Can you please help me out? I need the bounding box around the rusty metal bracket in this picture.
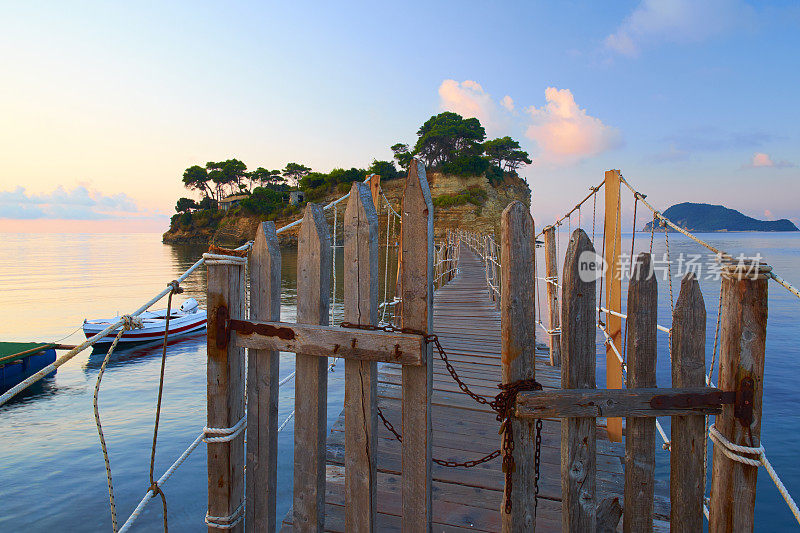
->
[650,389,735,410]
[228,319,296,340]
[215,305,230,349]
[648,377,754,426]
[734,377,755,427]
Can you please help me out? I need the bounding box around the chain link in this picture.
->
[340,322,543,516]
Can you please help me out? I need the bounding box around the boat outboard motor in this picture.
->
[180,298,199,314]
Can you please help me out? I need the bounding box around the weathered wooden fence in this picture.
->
[206,158,435,532]
[463,211,769,532]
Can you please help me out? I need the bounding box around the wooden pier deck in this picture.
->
[282,246,669,531]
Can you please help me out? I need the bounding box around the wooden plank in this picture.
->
[234,322,424,365]
[343,181,380,532]
[246,222,282,533]
[400,157,433,532]
[669,272,706,532]
[499,200,537,532]
[293,203,332,532]
[369,173,381,212]
[207,253,246,533]
[603,169,623,442]
[708,260,769,532]
[542,226,561,366]
[517,387,724,418]
[624,253,657,533]
[559,229,597,532]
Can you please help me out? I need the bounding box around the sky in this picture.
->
[1,0,799,232]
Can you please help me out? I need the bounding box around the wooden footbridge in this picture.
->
[280,245,669,531]
[204,160,780,532]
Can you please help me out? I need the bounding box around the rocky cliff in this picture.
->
[162,171,531,245]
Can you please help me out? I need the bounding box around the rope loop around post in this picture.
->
[708,424,762,467]
[203,415,247,443]
[205,501,245,529]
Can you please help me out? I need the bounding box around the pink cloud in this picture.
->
[500,95,514,112]
[525,88,621,165]
[743,152,795,168]
[438,79,510,136]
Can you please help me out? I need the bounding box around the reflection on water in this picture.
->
[0,232,397,531]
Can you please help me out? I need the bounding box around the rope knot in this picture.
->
[121,315,143,330]
[167,280,183,294]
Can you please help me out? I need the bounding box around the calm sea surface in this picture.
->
[0,231,799,531]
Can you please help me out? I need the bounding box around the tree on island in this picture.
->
[250,167,285,188]
[283,162,311,186]
[483,136,533,172]
[175,197,199,213]
[182,165,215,200]
[207,159,248,197]
[391,143,412,170]
[414,112,486,168]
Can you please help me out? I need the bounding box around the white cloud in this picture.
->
[525,87,622,165]
[0,186,144,220]
[438,79,510,136]
[743,152,795,169]
[501,95,514,112]
[605,0,750,57]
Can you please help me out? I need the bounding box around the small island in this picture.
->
[163,112,532,245]
[642,202,799,233]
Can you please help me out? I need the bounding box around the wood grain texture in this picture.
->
[708,262,768,533]
[293,203,331,532]
[623,253,657,533]
[543,226,561,367]
[343,182,380,532]
[207,254,246,533]
[603,169,624,442]
[560,229,597,531]
[234,322,424,365]
[369,173,381,213]
[246,222,281,533]
[670,273,706,532]
[499,201,537,533]
[400,158,433,532]
[517,387,722,418]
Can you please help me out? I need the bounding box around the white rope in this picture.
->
[709,424,800,524]
[331,203,338,325]
[597,307,671,334]
[202,253,247,266]
[206,501,245,530]
[203,415,247,443]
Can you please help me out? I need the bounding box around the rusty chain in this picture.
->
[340,322,542,516]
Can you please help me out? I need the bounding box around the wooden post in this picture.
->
[560,229,597,531]
[207,252,246,533]
[708,260,770,532]
[604,169,624,442]
[293,203,332,532]
[246,222,281,533]
[400,158,433,532]
[500,201,537,532]
[369,173,381,212]
[543,225,561,366]
[623,253,657,533]
[670,273,706,532]
[343,182,379,532]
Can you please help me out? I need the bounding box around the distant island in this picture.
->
[642,202,798,233]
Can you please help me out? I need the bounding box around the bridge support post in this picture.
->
[500,201,537,532]
[708,260,769,533]
[207,250,246,533]
[542,225,561,366]
[603,169,624,442]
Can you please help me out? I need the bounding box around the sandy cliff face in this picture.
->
[162,172,530,246]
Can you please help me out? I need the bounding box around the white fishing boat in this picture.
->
[82,298,207,344]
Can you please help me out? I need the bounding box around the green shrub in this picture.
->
[439,155,491,177]
[433,186,488,208]
[241,186,282,215]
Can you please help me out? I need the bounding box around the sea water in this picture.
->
[0,231,798,531]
